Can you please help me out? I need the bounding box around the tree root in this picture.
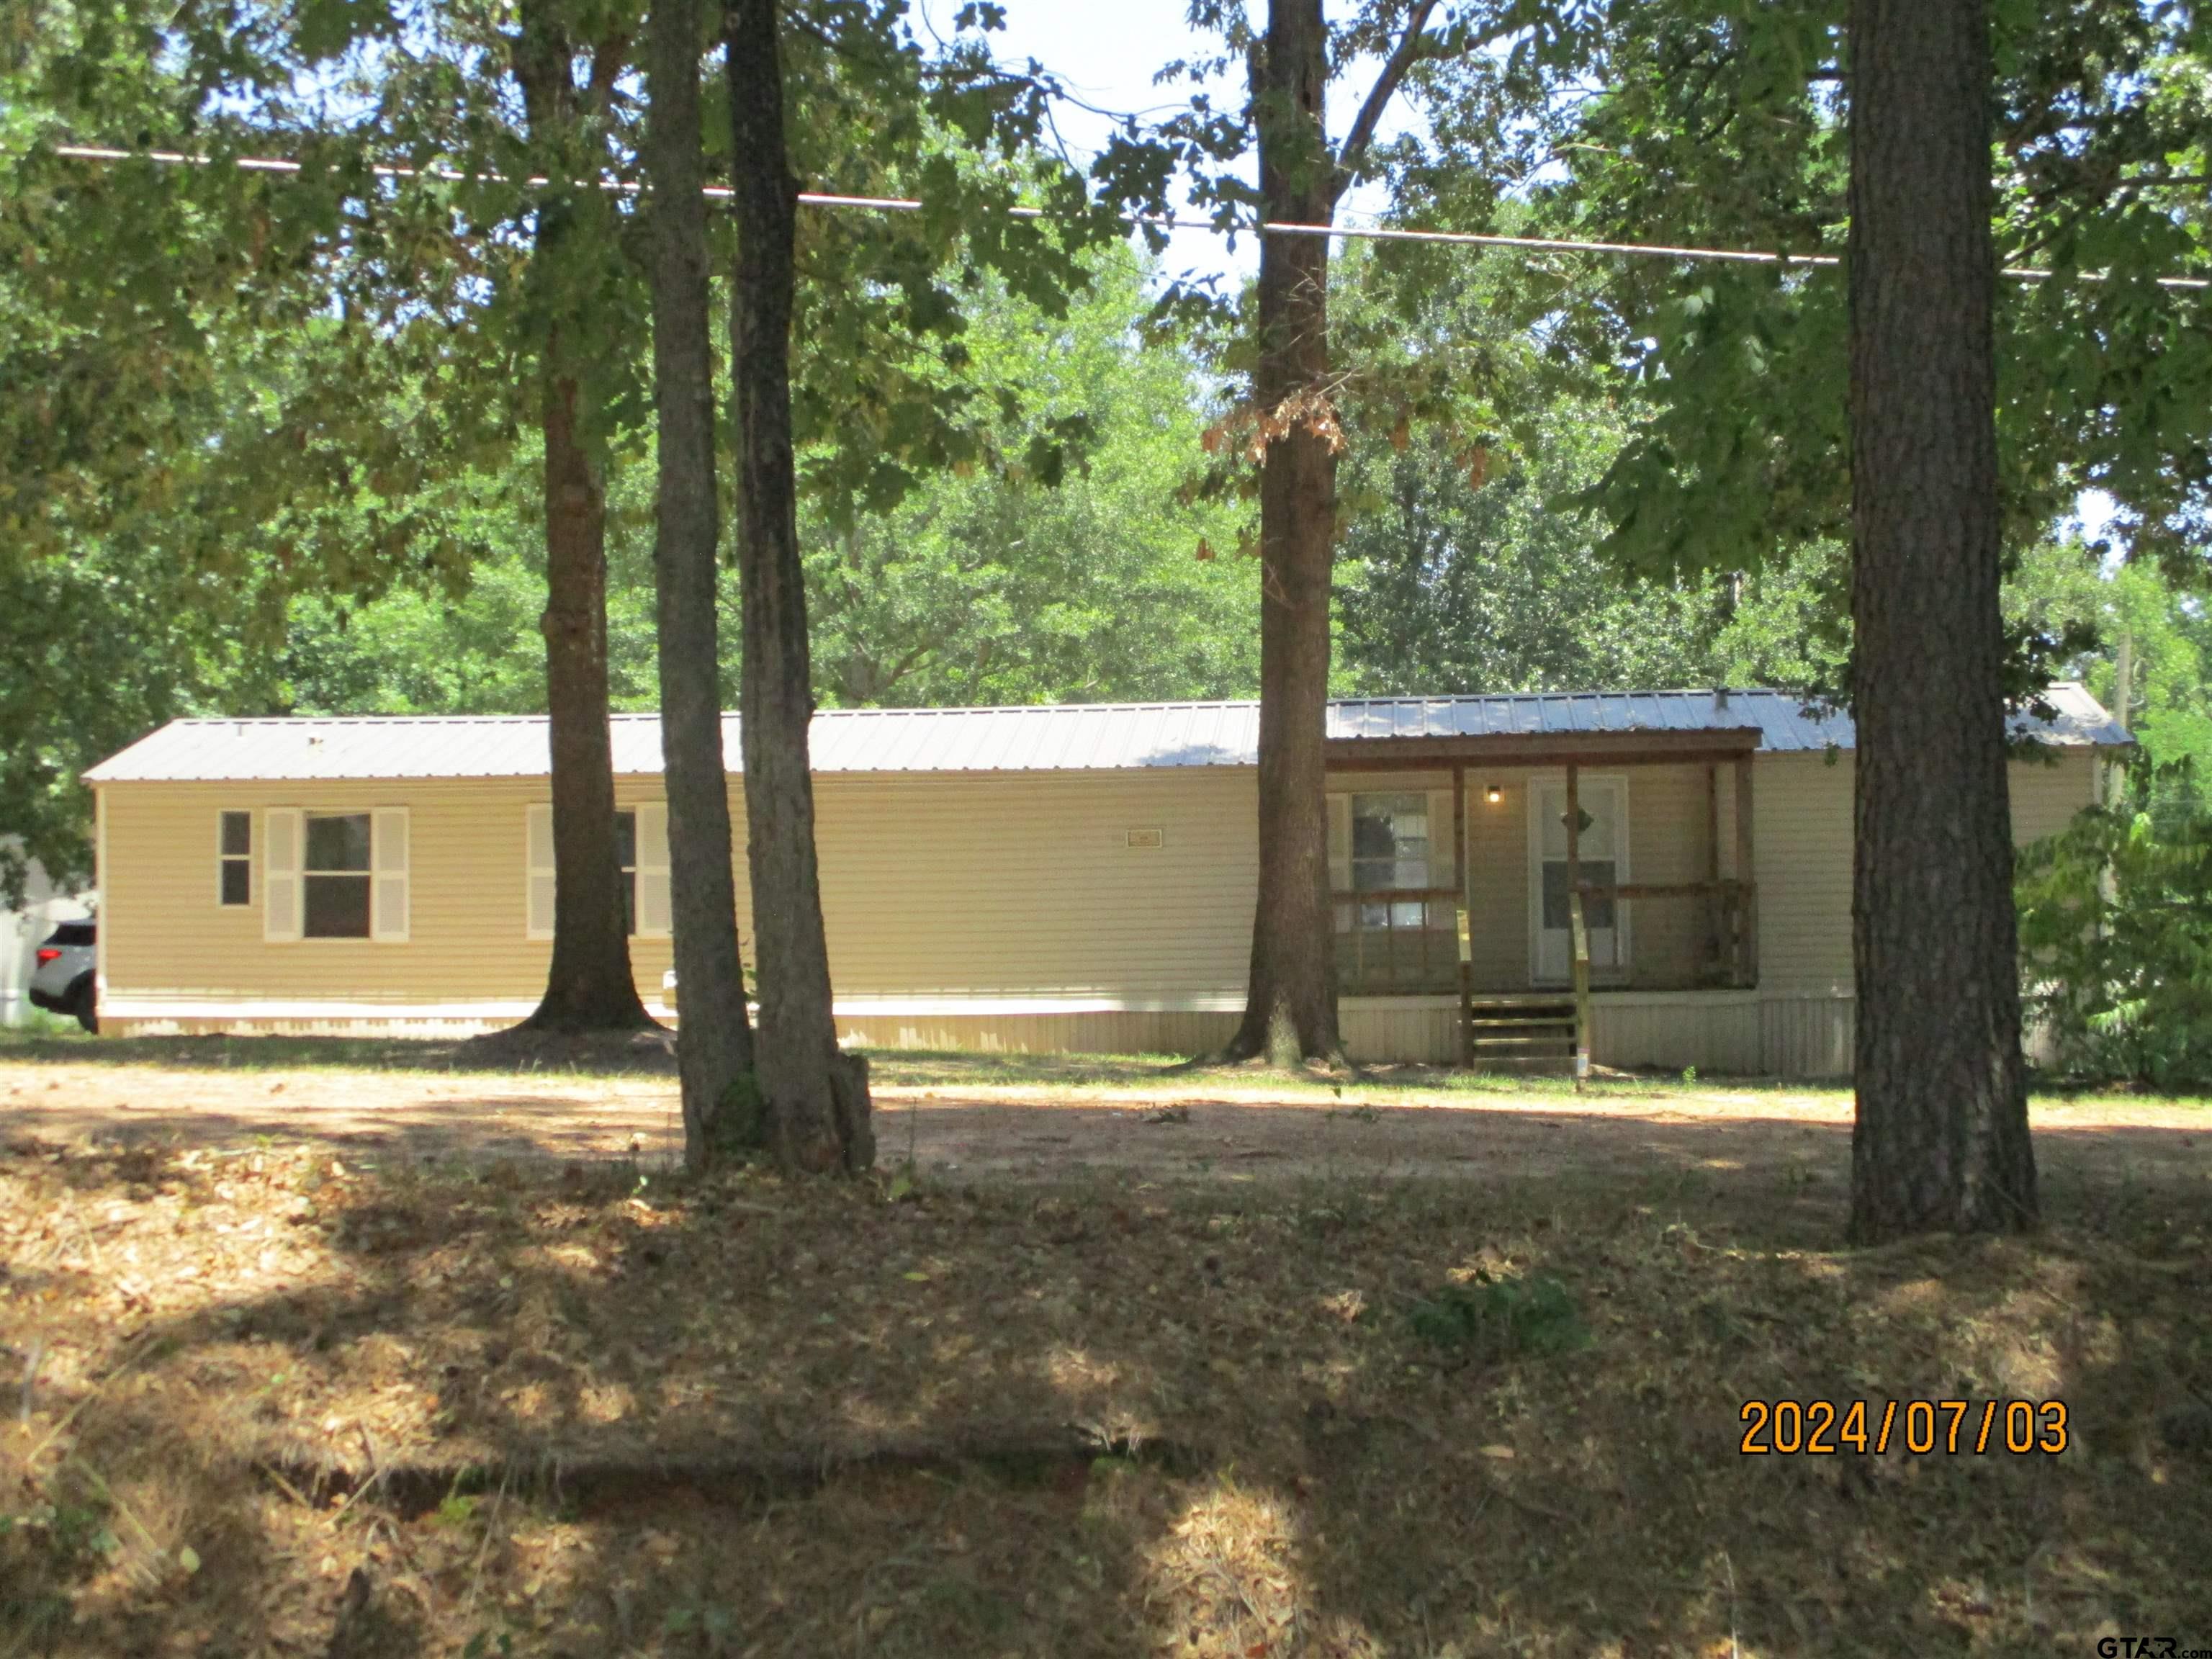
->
[255,1424,1204,1519]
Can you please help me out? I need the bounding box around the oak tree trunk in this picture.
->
[1845,0,2036,1239]
[1227,0,1342,1065]
[515,2,651,1036]
[724,0,873,1173]
[528,361,653,1033]
[647,0,756,1161]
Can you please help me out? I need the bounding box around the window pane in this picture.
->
[613,810,637,872]
[305,814,371,873]
[220,860,251,907]
[620,869,637,937]
[1352,858,1395,893]
[220,811,251,856]
[304,873,372,938]
[1350,794,1430,890]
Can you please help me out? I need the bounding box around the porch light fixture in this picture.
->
[1484,783,1504,805]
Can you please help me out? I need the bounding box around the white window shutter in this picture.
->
[1326,795,1352,894]
[637,803,672,937]
[264,809,303,942]
[526,804,556,940]
[372,808,410,942]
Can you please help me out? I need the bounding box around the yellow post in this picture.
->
[1454,763,1472,1066]
[1570,891,1593,1089]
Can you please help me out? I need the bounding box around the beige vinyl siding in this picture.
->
[1753,747,2100,997]
[97,766,1259,1016]
[1752,754,1856,994]
[1459,771,1529,989]
[811,768,1256,998]
[2009,749,2101,843]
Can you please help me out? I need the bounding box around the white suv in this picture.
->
[28,920,96,1033]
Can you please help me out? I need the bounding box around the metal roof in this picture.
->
[83,683,2129,783]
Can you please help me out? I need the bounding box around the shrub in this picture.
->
[2017,776,2212,1088]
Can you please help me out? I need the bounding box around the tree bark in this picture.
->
[1226,0,1343,1064]
[529,361,653,1033]
[514,0,652,1036]
[647,0,756,1161]
[1845,0,2036,1239]
[724,0,873,1173]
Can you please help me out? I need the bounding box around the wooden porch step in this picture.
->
[1461,994,1578,1072]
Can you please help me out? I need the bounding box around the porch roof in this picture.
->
[86,684,2128,783]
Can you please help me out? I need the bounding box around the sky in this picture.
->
[914,0,1420,289]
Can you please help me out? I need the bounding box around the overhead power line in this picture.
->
[45,142,2212,292]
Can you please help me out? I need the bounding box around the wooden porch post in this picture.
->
[1733,754,1758,986]
[1454,763,1471,1066]
[1565,762,1581,906]
[1704,761,1722,980]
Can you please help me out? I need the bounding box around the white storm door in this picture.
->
[1532,777,1628,983]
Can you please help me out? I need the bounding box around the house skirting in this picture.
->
[1331,990,1852,1076]
[99,989,1859,1078]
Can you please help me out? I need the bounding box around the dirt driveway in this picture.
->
[4,1052,2207,1206]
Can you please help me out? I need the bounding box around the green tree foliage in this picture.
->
[273,252,1256,716]
[2008,546,2212,816]
[803,254,1257,706]
[1388,0,2212,593]
[1334,406,1849,697]
[0,2,477,901]
[2017,770,2212,1087]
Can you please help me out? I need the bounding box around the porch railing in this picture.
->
[1572,878,1759,989]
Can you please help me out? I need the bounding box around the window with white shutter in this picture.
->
[264,809,303,943]
[526,804,662,939]
[371,808,410,943]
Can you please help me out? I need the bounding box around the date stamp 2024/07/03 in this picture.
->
[1737,1397,2069,1457]
[1740,1401,2208,1659]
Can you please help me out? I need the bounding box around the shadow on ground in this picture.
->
[5,1093,2210,1657]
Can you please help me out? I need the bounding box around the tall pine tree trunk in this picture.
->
[647,0,755,1159]
[515,5,650,1035]
[1226,0,1342,1065]
[527,356,653,1033]
[724,0,873,1173]
[1845,0,2036,1239]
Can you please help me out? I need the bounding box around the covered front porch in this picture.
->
[1325,719,1763,1069]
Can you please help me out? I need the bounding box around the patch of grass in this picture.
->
[1408,1274,1594,1360]
[0,1009,92,1042]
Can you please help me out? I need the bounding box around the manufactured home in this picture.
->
[81,686,2128,1076]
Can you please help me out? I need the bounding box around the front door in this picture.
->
[1532,777,1628,983]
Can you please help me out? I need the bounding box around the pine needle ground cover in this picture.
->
[2,1058,2208,1657]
